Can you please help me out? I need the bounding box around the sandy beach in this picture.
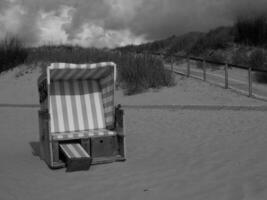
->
[0,65,267,200]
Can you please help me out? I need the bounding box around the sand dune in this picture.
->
[0,65,267,200]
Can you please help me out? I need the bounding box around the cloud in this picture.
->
[0,0,41,44]
[1,0,267,47]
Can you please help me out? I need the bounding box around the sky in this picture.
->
[0,0,267,48]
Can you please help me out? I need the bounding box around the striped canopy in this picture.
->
[48,62,116,81]
[38,62,116,133]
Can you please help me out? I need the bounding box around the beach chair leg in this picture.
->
[52,141,60,162]
[38,110,50,161]
[117,135,126,161]
[49,140,65,169]
[115,105,126,161]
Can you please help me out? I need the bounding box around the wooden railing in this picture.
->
[152,52,267,98]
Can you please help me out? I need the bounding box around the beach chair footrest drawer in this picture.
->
[59,143,92,172]
[90,136,119,158]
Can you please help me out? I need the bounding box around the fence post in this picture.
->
[187,57,190,77]
[171,56,174,74]
[248,67,253,97]
[224,63,229,89]
[202,59,206,81]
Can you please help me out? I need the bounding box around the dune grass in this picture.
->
[0,37,175,94]
[0,36,28,73]
[26,45,175,95]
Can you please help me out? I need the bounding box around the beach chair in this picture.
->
[38,62,125,170]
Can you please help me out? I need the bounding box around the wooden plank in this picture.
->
[52,141,60,163]
[202,59,206,81]
[115,105,124,134]
[81,138,91,155]
[248,67,253,97]
[225,63,229,89]
[171,56,174,73]
[117,135,126,159]
[115,105,126,159]
[91,155,126,165]
[187,57,191,77]
[39,110,51,166]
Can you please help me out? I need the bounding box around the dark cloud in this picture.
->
[127,0,267,40]
[1,0,267,47]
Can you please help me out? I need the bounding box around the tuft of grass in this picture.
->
[190,27,234,56]
[26,45,175,95]
[116,53,175,95]
[249,49,267,83]
[231,48,250,66]
[0,36,28,73]
[26,45,111,64]
[249,49,266,70]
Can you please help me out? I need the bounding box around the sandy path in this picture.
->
[0,65,40,105]
[116,76,267,107]
[170,61,267,100]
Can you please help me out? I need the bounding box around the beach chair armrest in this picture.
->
[115,104,124,135]
[39,109,50,118]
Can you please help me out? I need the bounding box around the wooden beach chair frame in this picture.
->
[38,62,126,169]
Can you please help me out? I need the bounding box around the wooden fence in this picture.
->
[153,52,267,98]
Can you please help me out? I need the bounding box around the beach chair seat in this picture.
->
[38,62,126,170]
[51,129,117,140]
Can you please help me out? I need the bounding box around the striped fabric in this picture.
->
[49,62,115,81]
[49,80,106,133]
[59,143,90,158]
[37,62,116,134]
[51,129,116,140]
[100,73,115,127]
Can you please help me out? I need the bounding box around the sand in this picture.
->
[0,65,267,200]
[0,65,40,105]
[116,76,267,107]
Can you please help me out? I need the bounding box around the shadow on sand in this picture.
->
[30,141,40,157]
